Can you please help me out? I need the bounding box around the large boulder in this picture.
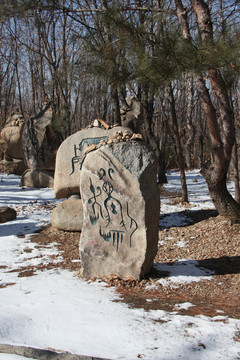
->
[54,126,133,199]
[22,103,62,171]
[0,114,25,160]
[79,140,160,280]
[0,207,17,224]
[51,195,83,232]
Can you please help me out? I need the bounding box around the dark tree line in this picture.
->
[0,0,240,219]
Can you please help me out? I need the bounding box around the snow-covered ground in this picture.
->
[0,170,239,360]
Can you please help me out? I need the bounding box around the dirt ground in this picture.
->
[16,190,240,321]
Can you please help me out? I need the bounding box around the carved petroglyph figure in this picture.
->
[87,167,138,251]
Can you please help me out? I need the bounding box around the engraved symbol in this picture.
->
[88,178,103,225]
[70,136,108,175]
[87,167,138,251]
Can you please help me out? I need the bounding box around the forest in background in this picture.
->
[0,0,240,218]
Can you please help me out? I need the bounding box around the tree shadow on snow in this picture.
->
[159,209,218,230]
[0,221,43,237]
[152,256,240,280]
[198,256,240,275]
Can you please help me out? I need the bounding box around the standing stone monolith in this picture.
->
[79,140,160,280]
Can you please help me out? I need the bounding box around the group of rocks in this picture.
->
[0,108,160,280]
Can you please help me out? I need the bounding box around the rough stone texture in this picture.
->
[22,103,62,171]
[20,169,54,188]
[51,196,83,231]
[0,206,17,224]
[54,126,133,199]
[79,141,160,280]
[0,159,27,175]
[0,114,24,160]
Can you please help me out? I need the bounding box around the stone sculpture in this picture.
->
[120,96,143,132]
[21,103,62,188]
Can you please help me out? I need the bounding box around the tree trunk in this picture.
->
[201,164,240,219]
[185,76,195,169]
[112,87,121,125]
[232,140,240,204]
[193,101,204,168]
[167,83,188,202]
[141,86,167,184]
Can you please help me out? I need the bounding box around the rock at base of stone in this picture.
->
[79,141,160,280]
[0,159,27,175]
[51,196,83,232]
[20,169,54,188]
[0,207,17,224]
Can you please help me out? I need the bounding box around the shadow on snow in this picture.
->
[159,209,218,230]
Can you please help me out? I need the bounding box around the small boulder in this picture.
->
[0,207,17,224]
[51,196,83,232]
